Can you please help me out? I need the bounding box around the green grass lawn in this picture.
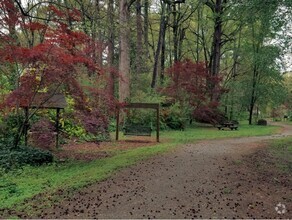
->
[161,123,279,143]
[0,123,282,215]
[268,136,292,173]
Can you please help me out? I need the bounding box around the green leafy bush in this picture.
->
[108,119,117,132]
[257,119,267,126]
[161,102,190,130]
[0,146,53,170]
[0,114,24,145]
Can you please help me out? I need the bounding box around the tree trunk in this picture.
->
[248,96,255,125]
[206,0,225,100]
[119,0,131,102]
[95,0,103,68]
[107,0,115,98]
[196,4,201,63]
[160,3,170,84]
[135,0,143,74]
[248,64,258,125]
[151,1,166,89]
[172,3,179,62]
[144,0,149,58]
[178,27,186,60]
[172,2,185,62]
[208,0,224,77]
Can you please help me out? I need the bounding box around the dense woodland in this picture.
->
[0,0,291,150]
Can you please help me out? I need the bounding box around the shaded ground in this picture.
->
[9,123,292,218]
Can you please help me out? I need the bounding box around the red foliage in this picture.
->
[0,0,21,32]
[49,5,81,22]
[193,102,226,124]
[162,59,226,124]
[29,118,56,150]
[22,22,47,32]
[0,2,117,138]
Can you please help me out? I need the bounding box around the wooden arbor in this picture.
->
[20,93,67,149]
[116,103,160,142]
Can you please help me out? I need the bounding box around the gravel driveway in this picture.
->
[36,123,292,219]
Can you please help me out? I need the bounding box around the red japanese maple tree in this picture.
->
[0,2,116,147]
[162,59,226,124]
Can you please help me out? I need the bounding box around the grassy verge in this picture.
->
[268,136,292,173]
[0,123,281,214]
[161,123,279,143]
[0,143,173,215]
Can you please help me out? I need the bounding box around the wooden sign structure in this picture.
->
[20,93,67,149]
[116,103,160,142]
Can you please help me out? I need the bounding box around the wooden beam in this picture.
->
[24,107,29,146]
[55,108,60,149]
[157,106,160,142]
[120,103,159,109]
[116,107,120,141]
[20,93,67,109]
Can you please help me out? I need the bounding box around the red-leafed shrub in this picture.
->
[161,59,225,125]
[193,102,226,125]
[29,118,56,150]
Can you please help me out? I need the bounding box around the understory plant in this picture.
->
[161,59,226,126]
[29,118,56,150]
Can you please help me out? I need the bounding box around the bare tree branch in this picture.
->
[14,0,71,21]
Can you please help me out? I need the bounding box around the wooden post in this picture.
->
[24,107,29,146]
[156,105,160,142]
[116,107,120,141]
[56,108,60,149]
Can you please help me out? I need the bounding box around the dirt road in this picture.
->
[37,123,292,218]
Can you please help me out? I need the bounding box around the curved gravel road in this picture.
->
[37,123,292,219]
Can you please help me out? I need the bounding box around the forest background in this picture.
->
[0,0,292,149]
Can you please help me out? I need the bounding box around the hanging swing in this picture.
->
[116,103,160,142]
[123,120,152,136]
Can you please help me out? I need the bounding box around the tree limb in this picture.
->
[204,0,215,11]
[14,0,71,21]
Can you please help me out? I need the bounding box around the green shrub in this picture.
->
[161,102,190,130]
[0,146,53,170]
[63,118,87,138]
[108,119,117,132]
[0,114,24,145]
[257,119,267,126]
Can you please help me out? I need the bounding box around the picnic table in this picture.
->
[217,121,238,130]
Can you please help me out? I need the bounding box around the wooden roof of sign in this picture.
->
[20,93,67,109]
[119,103,159,109]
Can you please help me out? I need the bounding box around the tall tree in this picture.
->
[205,0,226,76]
[106,0,116,98]
[204,0,227,101]
[118,0,131,102]
[232,0,288,124]
[143,0,150,57]
[151,0,167,89]
[135,0,143,74]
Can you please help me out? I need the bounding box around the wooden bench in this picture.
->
[229,124,238,130]
[123,125,152,136]
[217,122,238,130]
[217,124,223,130]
